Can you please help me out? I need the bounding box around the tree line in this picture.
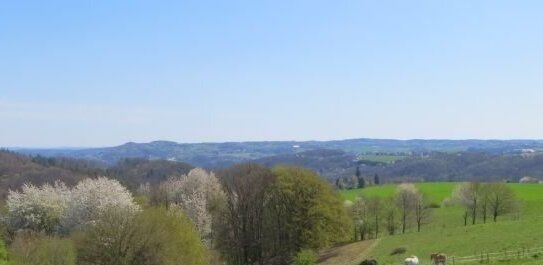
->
[348,183,432,242]
[0,163,351,265]
[335,166,380,190]
[453,182,519,225]
[347,181,521,243]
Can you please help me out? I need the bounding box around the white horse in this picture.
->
[404,256,419,265]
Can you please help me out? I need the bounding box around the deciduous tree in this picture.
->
[394,183,419,234]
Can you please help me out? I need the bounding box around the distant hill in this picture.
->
[0,150,102,198]
[13,139,543,169]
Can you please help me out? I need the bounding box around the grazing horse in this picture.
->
[359,259,378,265]
[404,255,419,265]
[430,253,447,265]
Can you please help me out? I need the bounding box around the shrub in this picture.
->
[8,233,76,265]
[0,239,6,265]
[293,249,317,265]
[74,207,209,265]
[390,247,406,256]
[441,197,454,207]
[428,202,441,208]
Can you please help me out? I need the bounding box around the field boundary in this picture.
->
[451,246,543,264]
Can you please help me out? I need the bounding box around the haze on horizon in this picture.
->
[2,1,543,148]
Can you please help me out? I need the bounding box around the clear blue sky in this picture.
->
[1,1,543,147]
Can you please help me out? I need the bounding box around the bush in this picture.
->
[390,247,406,256]
[8,233,76,265]
[74,207,209,265]
[428,202,441,208]
[0,239,7,265]
[441,197,454,207]
[293,249,317,265]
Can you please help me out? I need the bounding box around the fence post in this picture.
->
[452,256,455,265]
[487,252,489,263]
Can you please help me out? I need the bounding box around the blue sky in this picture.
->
[1,1,543,147]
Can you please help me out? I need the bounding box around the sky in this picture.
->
[1,1,543,147]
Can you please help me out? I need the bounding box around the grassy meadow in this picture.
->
[334,183,543,265]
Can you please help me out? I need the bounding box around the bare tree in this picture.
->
[384,198,399,235]
[488,183,518,222]
[216,163,276,265]
[478,184,492,223]
[414,193,431,232]
[453,182,482,225]
[366,197,383,238]
[394,183,419,234]
[351,197,371,240]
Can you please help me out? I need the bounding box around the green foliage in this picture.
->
[75,207,209,265]
[271,166,353,250]
[0,239,7,265]
[8,234,76,265]
[292,249,317,265]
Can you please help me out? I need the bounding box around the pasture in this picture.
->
[335,183,543,265]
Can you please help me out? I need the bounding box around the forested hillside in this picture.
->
[0,150,194,197]
[255,150,543,183]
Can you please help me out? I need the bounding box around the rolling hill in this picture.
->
[13,139,543,169]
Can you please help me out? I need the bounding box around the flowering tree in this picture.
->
[62,177,139,231]
[6,181,70,233]
[7,177,139,234]
[159,168,225,245]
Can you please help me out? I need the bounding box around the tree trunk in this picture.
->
[375,215,379,238]
[472,201,477,225]
[402,211,407,234]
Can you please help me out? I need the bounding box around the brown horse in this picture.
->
[430,253,447,265]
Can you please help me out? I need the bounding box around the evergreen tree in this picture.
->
[356,166,365,189]
[355,166,361,178]
[374,174,380,185]
[357,176,365,189]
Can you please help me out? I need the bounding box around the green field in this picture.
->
[336,183,543,265]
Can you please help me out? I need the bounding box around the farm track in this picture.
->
[317,239,381,265]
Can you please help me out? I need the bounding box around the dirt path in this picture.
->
[317,239,381,265]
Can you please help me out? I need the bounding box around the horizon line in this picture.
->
[4,137,543,150]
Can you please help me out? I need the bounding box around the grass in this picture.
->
[339,183,458,203]
[334,183,543,265]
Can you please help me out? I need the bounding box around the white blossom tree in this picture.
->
[61,177,139,232]
[159,168,225,246]
[6,181,70,233]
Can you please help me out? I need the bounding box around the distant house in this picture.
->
[519,176,540,184]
